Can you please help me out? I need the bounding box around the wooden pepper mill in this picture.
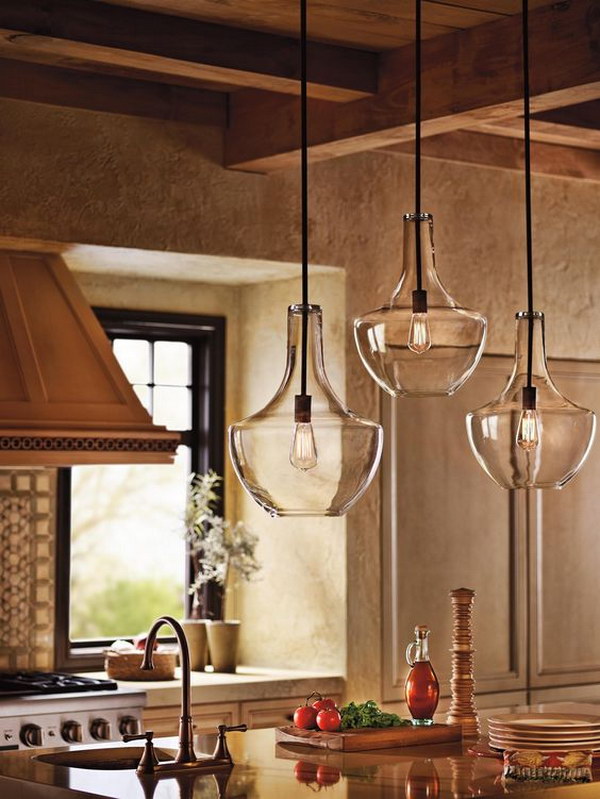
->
[447,587,480,738]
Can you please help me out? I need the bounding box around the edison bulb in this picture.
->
[290,422,318,471]
[408,312,431,354]
[516,408,539,451]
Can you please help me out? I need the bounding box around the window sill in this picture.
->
[79,666,345,708]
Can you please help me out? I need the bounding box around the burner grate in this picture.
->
[0,671,118,696]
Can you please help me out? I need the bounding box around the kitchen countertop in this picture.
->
[83,667,345,707]
[2,704,600,798]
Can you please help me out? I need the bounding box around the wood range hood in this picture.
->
[0,250,179,465]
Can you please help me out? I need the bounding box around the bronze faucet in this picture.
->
[124,724,248,777]
[132,614,248,777]
[140,615,196,763]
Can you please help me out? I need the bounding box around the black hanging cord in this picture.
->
[294,0,311,423]
[300,0,309,400]
[522,0,536,406]
[412,0,426,314]
[415,0,422,225]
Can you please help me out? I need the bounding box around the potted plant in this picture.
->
[183,471,261,672]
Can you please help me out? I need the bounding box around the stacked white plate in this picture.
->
[488,713,600,752]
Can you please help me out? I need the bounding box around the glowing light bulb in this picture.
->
[290,422,318,471]
[408,312,431,354]
[516,408,539,451]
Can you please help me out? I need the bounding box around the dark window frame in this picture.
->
[55,308,226,671]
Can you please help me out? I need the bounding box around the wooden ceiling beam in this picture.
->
[0,0,377,102]
[382,130,600,182]
[226,1,600,172]
[475,118,600,151]
[0,58,227,126]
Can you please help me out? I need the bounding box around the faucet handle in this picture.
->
[212,723,248,763]
[122,730,154,743]
[122,730,159,775]
[221,724,248,734]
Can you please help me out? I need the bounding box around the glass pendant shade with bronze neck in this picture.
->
[229,304,383,517]
[466,312,595,490]
[354,213,487,398]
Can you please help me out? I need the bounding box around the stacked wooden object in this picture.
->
[447,587,480,738]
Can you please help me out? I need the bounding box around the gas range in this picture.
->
[0,672,146,750]
[0,671,118,697]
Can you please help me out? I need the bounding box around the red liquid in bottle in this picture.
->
[405,661,440,720]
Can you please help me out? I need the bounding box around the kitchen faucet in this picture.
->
[141,615,196,763]
[124,614,247,777]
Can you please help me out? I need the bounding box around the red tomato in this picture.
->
[316,708,342,732]
[294,705,318,730]
[316,764,341,787]
[294,760,318,784]
[312,696,337,712]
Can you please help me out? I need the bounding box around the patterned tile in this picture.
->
[0,470,56,671]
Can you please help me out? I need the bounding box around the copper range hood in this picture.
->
[0,250,179,465]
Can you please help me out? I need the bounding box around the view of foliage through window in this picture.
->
[69,338,192,641]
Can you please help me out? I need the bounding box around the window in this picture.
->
[55,309,225,670]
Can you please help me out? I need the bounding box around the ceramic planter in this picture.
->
[206,620,240,673]
[180,619,209,671]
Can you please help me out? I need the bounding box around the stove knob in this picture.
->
[118,715,140,737]
[20,724,43,748]
[90,718,112,741]
[61,720,83,743]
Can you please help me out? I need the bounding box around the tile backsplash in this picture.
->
[0,470,56,671]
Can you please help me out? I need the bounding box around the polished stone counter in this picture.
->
[83,666,344,708]
[1,725,600,799]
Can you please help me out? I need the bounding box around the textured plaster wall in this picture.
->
[0,99,298,266]
[235,273,347,673]
[2,98,600,693]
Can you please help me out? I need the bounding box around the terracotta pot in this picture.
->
[206,621,240,673]
[180,619,208,672]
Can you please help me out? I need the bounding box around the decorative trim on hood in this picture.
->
[0,250,179,465]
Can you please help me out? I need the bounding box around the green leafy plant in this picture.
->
[339,700,410,730]
[185,471,261,620]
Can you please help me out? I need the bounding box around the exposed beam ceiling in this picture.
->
[0,0,377,101]
[0,57,227,125]
[475,102,600,151]
[382,130,600,183]
[99,0,555,51]
[0,0,596,184]
[225,2,600,172]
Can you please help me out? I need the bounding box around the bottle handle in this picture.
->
[406,641,417,667]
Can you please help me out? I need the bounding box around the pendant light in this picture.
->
[466,0,596,490]
[228,0,383,517]
[353,0,487,398]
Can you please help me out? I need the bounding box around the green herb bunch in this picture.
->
[339,700,410,730]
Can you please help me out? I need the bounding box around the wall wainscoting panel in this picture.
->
[0,469,56,671]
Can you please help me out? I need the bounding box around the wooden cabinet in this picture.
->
[240,696,342,729]
[144,696,345,736]
[528,359,600,690]
[143,702,239,736]
[381,355,600,704]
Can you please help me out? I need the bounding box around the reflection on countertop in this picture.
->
[2,723,600,799]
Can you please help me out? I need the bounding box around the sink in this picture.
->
[34,746,178,771]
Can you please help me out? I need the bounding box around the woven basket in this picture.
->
[104,650,177,681]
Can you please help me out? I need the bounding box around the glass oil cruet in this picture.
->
[405,625,440,726]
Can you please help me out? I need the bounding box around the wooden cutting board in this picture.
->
[276,724,462,752]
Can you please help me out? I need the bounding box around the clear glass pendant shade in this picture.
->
[229,304,383,517]
[354,213,487,397]
[466,312,596,489]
